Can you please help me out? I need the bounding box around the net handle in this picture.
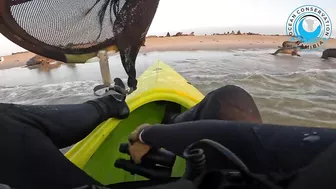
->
[98,50,112,86]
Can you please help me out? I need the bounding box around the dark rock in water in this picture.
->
[321,48,336,60]
[25,58,37,66]
[26,55,55,66]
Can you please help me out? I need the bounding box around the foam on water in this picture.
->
[1,49,336,127]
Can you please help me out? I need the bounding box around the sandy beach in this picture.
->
[1,35,336,70]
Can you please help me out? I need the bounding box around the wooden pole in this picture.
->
[97,50,111,86]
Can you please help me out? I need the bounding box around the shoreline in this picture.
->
[1,35,336,70]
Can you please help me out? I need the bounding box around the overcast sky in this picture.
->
[1,0,335,56]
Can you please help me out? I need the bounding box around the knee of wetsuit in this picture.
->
[168,85,262,124]
[214,85,262,123]
[86,95,130,121]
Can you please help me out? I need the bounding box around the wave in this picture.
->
[0,80,104,104]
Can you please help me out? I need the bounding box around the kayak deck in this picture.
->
[65,61,204,184]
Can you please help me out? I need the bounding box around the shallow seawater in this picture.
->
[1,49,336,128]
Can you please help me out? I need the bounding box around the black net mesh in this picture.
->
[9,0,123,49]
[0,0,160,90]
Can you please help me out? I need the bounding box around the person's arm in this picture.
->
[140,120,268,172]
[139,120,336,174]
[2,95,129,149]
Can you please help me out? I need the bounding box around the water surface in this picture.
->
[1,49,336,127]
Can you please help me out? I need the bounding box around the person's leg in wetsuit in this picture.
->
[165,85,262,123]
[155,85,336,176]
[0,95,129,189]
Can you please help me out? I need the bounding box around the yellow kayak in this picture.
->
[65,61,205,185]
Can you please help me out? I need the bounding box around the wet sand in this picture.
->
[0,51,35,70]
[1,35,335,70]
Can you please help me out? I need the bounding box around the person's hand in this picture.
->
[128,124,152,164]
[128,123,151,144]
[128,141,151,164]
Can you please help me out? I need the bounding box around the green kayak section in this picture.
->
[65,61,205,185]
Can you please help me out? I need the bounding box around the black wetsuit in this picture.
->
[141,120,336,174]
[0,85,335,189]
[0,96,129,189]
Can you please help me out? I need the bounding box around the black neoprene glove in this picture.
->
[115,142,176,180]
[85,94,130,122]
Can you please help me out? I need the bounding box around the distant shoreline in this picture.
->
[1,34,336,70]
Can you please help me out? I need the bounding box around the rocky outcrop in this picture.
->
[174,32,183,36]
[11,51,27,55]
[236,30,242,35]
[147,35,158,38]
[211,33,230,36]
[26,55,56,66]
[246,32,260,35]
[170,31,196,37]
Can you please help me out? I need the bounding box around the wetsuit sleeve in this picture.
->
[141,120,336,174]
[2,96,129,149]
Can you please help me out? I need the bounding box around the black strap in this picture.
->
[161,102,181,124]
[93,77,133,97]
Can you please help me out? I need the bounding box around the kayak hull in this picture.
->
[65,61,204,184]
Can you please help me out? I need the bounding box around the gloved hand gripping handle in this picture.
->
[114,143,176,180]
